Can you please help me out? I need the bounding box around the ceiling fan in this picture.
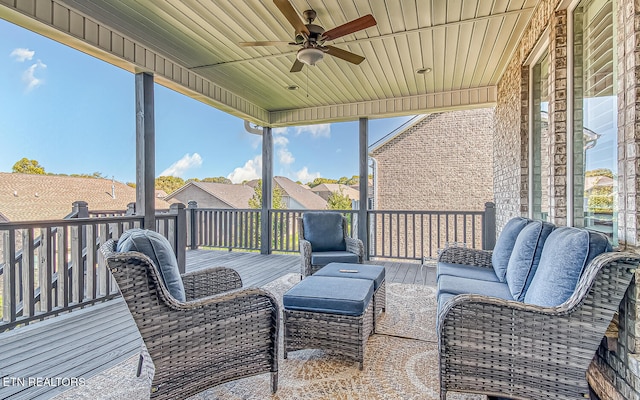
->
[239,0,377,72]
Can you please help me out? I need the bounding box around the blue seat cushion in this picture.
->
[116,228,186,302]
[303,212,346,252]
[524,227,611,307]
[491,217,531,282]
[314,262,385,290]
[283,276,374,316]
[505,221,555,301]
[311,251,359,266]
[438,275,515,301]
[436,262,500,282]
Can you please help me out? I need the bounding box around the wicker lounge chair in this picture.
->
[438,249,640,399]
[100,239,280,400]
[299,211,364,277]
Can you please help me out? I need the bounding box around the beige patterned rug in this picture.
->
[55,274,483,400]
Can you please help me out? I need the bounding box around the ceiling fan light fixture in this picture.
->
[297,47,324,66]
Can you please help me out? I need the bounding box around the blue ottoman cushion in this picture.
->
[314,262,385,290]
[116,228,186,302]
[436,262,500,282]
[283,276,373,316]
[438,275,515,301]
[311,251,359,266]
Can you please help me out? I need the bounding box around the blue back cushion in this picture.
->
[505,221,555,301]
[303,212,346,252]
[524,227,611,307]
[491,217,531,282]
[117,229,186,302]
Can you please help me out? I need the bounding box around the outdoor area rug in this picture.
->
[54,273,484,400]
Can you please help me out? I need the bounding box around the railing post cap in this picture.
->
[72,201,88,207]
[484,202,495,208]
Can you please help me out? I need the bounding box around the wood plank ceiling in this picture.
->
[1,0,537,126]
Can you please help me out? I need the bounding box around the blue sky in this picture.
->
[0,19,414,184]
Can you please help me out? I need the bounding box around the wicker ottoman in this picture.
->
[283,275,374,370]
[314,262,386,330]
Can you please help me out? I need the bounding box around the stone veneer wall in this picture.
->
[494,0,640,398]
[372,108,494,212]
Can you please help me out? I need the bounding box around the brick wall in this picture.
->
[494,0,640,398]
[371,108,494,212]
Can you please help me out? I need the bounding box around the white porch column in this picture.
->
[358,117,369,259]
[135,72,156,230]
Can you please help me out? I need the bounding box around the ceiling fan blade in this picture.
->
[325,46,365,65]
[322,14,377,41]
[290,59,304,72]
[239,41,294,47]
[273,0,310,36]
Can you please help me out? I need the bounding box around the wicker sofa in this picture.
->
[436,218,640,399]
[100,229,280,400]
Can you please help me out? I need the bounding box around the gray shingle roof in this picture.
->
[165,181,255,209]
[0,173,169,222]
[274,176,326,210]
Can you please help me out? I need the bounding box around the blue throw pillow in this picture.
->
[524,227,611,307]
[491,217,531,282]
[117,228,186,302]
[505,221,555,301]
[303,212,346,252]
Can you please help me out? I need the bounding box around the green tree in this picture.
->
[12,158,45,174]
[248,180,286,209]
[202,176,232,184]
[155,176,185,194]
[586,169,614,178]
[308,177,337,188]
[126,182,136,188]
[327,189,352,210]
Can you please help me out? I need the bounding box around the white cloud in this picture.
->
[10,48,34,62]
[278,148,295,165]
[159,153,202,177]
[227,155,262,183]
[295,167,321,183]
[294,124,331,138]
[22,60,46,92]
[273,135,288,147]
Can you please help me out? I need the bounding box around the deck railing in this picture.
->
[187,203,495,260]
[0,204,186,331]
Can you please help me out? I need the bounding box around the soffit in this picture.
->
[1,0,537,126]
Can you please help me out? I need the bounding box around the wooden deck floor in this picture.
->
[0,250,435,399]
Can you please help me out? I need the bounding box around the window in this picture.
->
[572,0,617,244]
[531,51,550,221]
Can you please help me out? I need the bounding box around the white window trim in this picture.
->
[525,31,549,220]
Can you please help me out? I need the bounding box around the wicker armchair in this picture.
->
[438,251,640,400]
[298,212,364,277]
[100,240,280,400]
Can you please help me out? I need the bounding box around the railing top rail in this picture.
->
[193,208,261,212]
[0,215,145,230]
[368,210,485,215]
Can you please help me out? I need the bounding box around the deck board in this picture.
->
[0,250,433,400]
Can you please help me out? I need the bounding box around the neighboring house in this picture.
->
[311,183,360,201]
[369,109,494,212]
[273,176,326,210]
[0,173,168,222]
[246,177,326,210]
[164,181,255,209]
